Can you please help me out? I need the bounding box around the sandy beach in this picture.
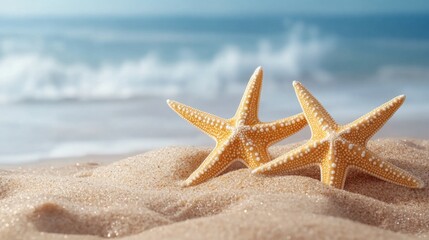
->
[0,2,428,240]
[0,138,427,239]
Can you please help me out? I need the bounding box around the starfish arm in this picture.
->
[292,81,338,140]
[167,100,229,139]
[339,142,424,188]
[253,113,307,144]
[234,66,263,125]
[252,140,329,175]
[240,140,271,168]
[320,160,350,189]
[340,95,405,145]
[319,142,351,189]
[182,139,239,187]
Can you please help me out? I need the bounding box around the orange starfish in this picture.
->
[167,67,307,186]
[253,81,424,189]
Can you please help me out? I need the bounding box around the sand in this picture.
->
[0,138,428,239]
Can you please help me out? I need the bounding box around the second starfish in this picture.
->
[167,67,307,186]
[253,81,424,189]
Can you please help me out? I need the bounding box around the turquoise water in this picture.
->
[0,14,428,163]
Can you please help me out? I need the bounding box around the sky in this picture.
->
[1,0,429,17]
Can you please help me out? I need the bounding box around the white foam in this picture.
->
[0,24,334,103]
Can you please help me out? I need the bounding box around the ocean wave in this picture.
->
[0,24,334,103]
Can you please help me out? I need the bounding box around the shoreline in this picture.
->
[0,151,140,170]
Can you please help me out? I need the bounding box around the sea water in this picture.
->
[0,14,428,163]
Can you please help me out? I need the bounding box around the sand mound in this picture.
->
[0,139,428,239]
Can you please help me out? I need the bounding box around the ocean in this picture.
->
[0,14,428,163]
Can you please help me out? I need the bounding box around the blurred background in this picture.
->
[0,0,428,164]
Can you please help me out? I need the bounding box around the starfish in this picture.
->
[167,67,307,186]
[253,81,424,189]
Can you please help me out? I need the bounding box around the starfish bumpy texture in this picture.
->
[167,67,307,186]
[253,81,424,189]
